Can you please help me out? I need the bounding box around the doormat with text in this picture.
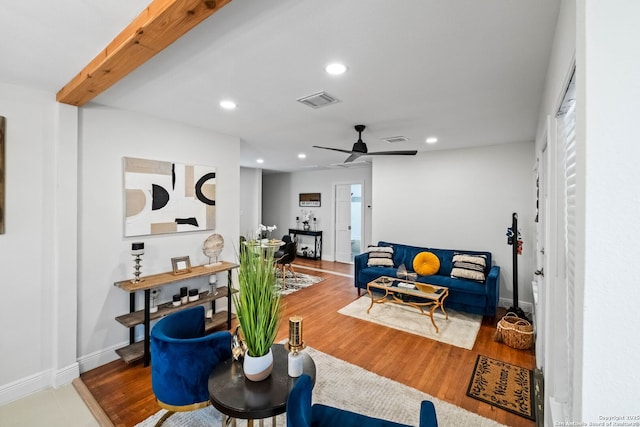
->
[466,354,535,420]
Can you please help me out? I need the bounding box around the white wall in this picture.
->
[372,142,535,309]
[0,83,79,403]
[240,167,262,238]
[578,0,640,420]
[262,166,372,260]
[77,104,240,371]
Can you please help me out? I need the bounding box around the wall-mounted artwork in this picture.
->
[0,116,5,235]
[299,192,321,207]
[124,157,216,237]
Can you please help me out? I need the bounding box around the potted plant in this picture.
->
[232,244,282,381]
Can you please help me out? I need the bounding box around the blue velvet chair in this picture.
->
[286,374,438,427]
[150,306,231,426]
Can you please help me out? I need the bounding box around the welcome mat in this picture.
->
[467,355,535,420]
[276,271,325,296]
[338,295,482,349]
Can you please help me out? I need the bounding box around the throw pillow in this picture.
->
[451,253,487,282]
[366,246,393,254]
[413,251,440,276]
[367,258,394,267]
[367,246,394,267]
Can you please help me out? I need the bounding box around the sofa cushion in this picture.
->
[450,253,487,282]
[413,251,440,276]
[366,246,394,267]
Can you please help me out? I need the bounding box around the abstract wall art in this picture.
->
[124,157,216,237]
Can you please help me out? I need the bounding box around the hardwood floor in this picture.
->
[81,258,536,427]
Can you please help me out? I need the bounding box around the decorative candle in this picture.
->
[172,294,181,307]
[188,288,199,302]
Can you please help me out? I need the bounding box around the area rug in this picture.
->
[337,295,482,350]
[276,271,325,296]
[136,347,506,427]
[466,355,535,421]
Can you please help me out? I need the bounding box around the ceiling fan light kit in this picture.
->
[313,125,418,163]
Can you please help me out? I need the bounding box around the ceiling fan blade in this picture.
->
[344,153,363,163]
[366,150,418,156]
[312,145,354,154]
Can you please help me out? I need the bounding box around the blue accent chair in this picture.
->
[286,374,438,427]
[150,306,231,426]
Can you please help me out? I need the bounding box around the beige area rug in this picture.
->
[136,347,506,427]
[275,271,325,296]
[338,295,482,350]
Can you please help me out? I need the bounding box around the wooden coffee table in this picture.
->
[366,276,449,333]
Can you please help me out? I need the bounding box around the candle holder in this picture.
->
[208,274,218,295]
[286,316,305,377]
[286,315,305,352]
[131,242,145,283]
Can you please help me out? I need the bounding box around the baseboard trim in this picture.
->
[0,361,82,406]
[498,297,533,315]
[77,341,126,373]
[54,362,80,387]
[0,369,50,406]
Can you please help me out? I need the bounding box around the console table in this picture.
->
[288,229,322,260]
[114,261,239,366]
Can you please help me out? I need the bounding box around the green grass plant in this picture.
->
[232,245,282,357]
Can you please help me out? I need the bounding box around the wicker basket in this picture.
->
[494,312,534,350]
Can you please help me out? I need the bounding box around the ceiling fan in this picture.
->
[313,125,418,163]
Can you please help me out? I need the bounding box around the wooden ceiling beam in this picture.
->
[56,0,232,106]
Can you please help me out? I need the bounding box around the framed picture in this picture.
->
[299,193,321,207]
[171,256,192,275]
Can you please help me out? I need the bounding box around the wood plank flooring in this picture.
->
[81,258,536,427]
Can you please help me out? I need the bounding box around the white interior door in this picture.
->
[335,184,352,263]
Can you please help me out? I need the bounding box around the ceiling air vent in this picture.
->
[296,91,341,109]
[382,136,409,143]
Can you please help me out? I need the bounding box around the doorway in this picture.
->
[334,183,363,263]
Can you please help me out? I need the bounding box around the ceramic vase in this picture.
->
[243,348,273,381]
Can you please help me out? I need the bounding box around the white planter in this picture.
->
[243,348,273,381]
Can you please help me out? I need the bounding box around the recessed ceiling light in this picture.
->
[256,158,264,164]
[426,137,438,144]
[298,153,307,159]
[220,100,237,110]
[325,63,347,75]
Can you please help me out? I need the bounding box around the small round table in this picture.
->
[208,344,316,426]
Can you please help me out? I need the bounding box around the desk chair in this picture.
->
[275,240,298,287]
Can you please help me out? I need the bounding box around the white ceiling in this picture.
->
[0,0,560,172]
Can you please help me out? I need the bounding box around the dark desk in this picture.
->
[208,344,316,425]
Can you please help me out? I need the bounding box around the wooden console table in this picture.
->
[288,229,322,260]
[114,261,239,366]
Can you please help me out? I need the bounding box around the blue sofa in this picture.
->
[354,241,500,316]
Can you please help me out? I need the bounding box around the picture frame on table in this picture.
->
[171,256,191,275]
